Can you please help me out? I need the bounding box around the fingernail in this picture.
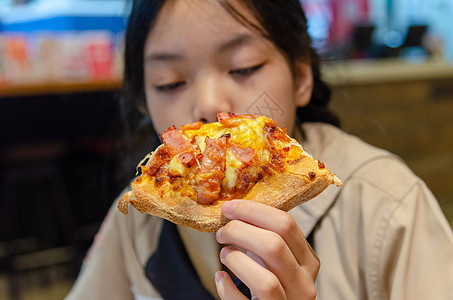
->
[215,271,224,285]
[220,246,231,262]
[222,201,236,216]
[216,226,223,239]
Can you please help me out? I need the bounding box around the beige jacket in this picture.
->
[66,123,453,300]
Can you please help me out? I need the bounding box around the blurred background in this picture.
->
[0,0,452,299]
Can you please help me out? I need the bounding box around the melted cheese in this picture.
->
[183,116,269,151]
[222,148,243,189]
[228,116,268,150]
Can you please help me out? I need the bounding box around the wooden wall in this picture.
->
[329,76,453,227]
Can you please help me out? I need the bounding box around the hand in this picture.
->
[215,200,319,300]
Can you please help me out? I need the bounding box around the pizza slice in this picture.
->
[118,112,341,232]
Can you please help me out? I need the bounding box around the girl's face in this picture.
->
[143,0,312,135]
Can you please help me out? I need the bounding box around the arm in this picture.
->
[65,208,134,300]
[215,200,319,300]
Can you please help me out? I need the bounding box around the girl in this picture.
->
[67,1,453,299]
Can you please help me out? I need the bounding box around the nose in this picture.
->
[192,76,232,123]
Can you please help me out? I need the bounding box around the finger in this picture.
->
[305,239,320,272]
[215,271,248,300]
[222,200,318,269]
[220,246,285,300]
[217,220,298,279]
[217,220,303,298]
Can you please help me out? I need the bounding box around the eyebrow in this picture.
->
[145,53,184,63]
[144,34,255,64]
[217,33,254,54]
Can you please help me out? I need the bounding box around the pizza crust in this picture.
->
[118,155,340,232]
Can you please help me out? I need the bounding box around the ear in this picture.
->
[294,62,313,107]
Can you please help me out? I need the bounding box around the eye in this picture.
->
[229,64,263,76]
[155,81,186,92]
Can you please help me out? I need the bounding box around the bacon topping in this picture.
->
[161,125,194,156]
[217,112,236,122]
[178,152,196,167]
[154,168,167,187]
[217,112,259,127]
[235,168,259,194]
[161,125,201,167]
[181,121,203,131]
[230,145,255,165]
[144,146,171,176]
[178,152,202,168]
[218,112,241,127]
[196,136,228,204]
[269,151,286,172]
[264,122,291,145]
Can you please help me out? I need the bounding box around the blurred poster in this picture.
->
[302,0,332,51]
[302,0,370,50]
[329,0,369,43]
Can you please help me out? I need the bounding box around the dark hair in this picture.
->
[123,0,339,133]
[123,0,165,130]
